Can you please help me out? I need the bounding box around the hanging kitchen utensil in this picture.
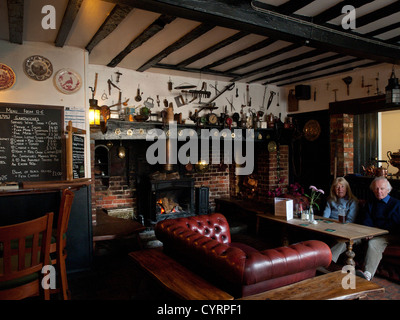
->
[168,77,173,91]
[261,85,267,111]
[342,76,352,95]
[226,96,234,111]
[333,89,338,102]
[107,79,120,95]
[118,141,126,159]
[174,83,196,90]
[206,82,235,104]
[174,95,185,107]
[135,84,142,102]
[144,97,155,109]
[267,91,276,110]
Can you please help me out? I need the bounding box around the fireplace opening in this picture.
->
[138,177,195,225]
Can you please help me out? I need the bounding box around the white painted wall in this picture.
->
[0,40,91,177]
[285,63,397,113]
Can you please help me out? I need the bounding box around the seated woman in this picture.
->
[323,177,358,223]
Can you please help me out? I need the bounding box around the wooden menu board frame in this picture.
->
[0,102,65,184]
[66,120,86,181]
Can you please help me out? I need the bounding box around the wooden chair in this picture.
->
[0,212,54,300]
[50,188,75,300]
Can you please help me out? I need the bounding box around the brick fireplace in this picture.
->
[90,123,289,227]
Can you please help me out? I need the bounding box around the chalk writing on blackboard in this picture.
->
[72,135,85,179]
[0,103,64,182]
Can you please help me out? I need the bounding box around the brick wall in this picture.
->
[330,114,354,177]
[90,139,289,224]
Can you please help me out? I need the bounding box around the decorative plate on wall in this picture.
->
[54,68,82,94]
[24,55,53,81]
[0,63,16,90]
[303,119,321,141]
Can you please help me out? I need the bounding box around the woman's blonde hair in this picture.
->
[329,177,357,202]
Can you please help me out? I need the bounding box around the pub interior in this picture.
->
[1,0,400,305]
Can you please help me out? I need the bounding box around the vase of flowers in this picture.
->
[305,185,325,218]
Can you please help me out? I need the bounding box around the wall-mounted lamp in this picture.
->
[385,67,400,105]
[195,159,209,173]
[89,98,100,127]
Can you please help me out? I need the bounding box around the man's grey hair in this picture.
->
[370,176,393,192]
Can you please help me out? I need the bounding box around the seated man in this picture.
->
[358,176,400,280]
[331,176,400,280]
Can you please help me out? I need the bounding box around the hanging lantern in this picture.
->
[89,98,100,127]
[385,67,400,105]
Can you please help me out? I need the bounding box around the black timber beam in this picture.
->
[7,0,24,44]
[105,0,400,65]
[176,30,249,68]
[55,0,84,47]
[137,23,214,72]
[86,4,133,54]
[107,15,176,67]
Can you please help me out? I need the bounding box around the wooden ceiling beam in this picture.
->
[55,0,84,47]
[277,61,380,86]
[268,57,363,85]
[7,0,24,44]
[226,43,302,74]
[232,48,326,82]
[250,53,346,84]
[356,2,400,28]
[202,37,277,70]
[86,4,133,54]
[136,23,214,72]
[176,30,249,68]
[107,15,175,67]
[106,0,400,65]
[313,0,374,24]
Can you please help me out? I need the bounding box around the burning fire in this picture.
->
[157,197,180,214]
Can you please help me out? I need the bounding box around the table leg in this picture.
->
[281,225,289,247]
[346,240,356,266]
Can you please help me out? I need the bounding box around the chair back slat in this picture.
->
[0,212,54,300]
[18,238,26,271]
[57,189,75,249]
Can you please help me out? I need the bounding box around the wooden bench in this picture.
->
[239,270,384,300]
[128,248,234,300]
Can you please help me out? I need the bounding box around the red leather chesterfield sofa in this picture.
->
[155,213,332,298]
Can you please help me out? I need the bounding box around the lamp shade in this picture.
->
[385,68,400,105]
[89,99,100,126]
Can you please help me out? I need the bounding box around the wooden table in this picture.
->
[256,214,388,266]
[240,270,384,300]
[129,248,234,300]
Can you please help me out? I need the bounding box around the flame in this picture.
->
[157,199,165,214]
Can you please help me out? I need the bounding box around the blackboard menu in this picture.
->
[72,135,85,179]
[0,103,64,182]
